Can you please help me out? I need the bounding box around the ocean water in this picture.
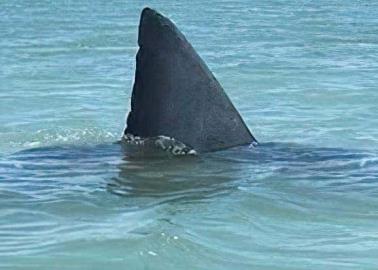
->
[1,0,378,269]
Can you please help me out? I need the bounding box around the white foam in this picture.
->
[123,133,197,156]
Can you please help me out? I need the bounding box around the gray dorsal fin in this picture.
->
[125,8,257,153]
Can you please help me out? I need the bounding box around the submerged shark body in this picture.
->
[124,8,257,154]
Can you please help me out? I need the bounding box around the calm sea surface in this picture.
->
[1,1,378,269]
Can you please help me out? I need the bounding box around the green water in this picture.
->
[1,1,378,269]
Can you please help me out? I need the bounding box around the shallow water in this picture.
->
[1,1,378,269]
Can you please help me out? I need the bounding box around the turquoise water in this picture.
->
[1,1,378,269]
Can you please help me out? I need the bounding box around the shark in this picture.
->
[123,8,257,154]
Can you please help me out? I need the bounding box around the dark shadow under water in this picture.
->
[2,141,377,207]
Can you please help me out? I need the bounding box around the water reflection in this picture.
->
[107,141,378,206]
[4,141,378,204]
[107,144,244,206]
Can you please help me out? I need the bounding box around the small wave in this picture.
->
[0,128,119,154]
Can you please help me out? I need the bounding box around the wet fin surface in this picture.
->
[125,8,256,153]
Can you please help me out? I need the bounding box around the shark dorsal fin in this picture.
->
[125,8,256,152]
